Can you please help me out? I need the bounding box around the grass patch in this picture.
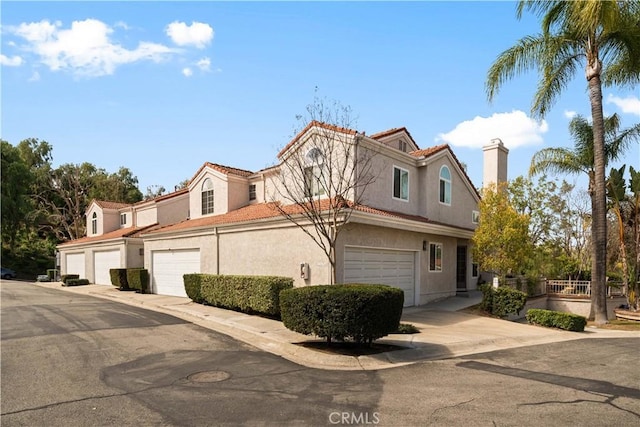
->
[588,320,640,331]
[394,323,420,334]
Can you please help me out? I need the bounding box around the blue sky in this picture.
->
[2,1,639,196]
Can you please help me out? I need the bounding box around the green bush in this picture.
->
[395,323,420,334]
[280,284,404,345]
[479,284,527,318]
[183,274,204,304]
[526,309,587,332]
[109,268,129,290]
[47,269,59,281]
[199,274,293,317]
[127,269,149,293]
[61,274,79,284]
[64,278,90,287]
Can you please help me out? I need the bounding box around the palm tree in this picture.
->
[486,1,640,324]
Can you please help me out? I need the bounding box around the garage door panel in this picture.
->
[344,248,415,307]
[94,250,120,285]
[152,250,200,297]
[66,253,85,278]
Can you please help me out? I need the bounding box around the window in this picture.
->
[249,184,256,201]
[304,166,326,197]
[304,148,325,198]
[120,213,127,225]
[201,178,214,215]
[91,212,97,235]
[439,165,451,205]
[399,140,408,152]
[429,243,442,272]
[393,166,409,201]
[472,210,480,224]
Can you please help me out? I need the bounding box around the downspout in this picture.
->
[215,227,220,274]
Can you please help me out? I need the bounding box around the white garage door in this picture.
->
[344,248,415,307]
[66,253,86,279]
[152,249,200,297]
[94,250,121,285]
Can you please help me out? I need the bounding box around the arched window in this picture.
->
[201,178,214,215]
[439,166,451,205]
[91,212,98,235]
[304,148,326,197]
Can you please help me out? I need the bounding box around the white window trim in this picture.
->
[439,165,452,206]
[91,212,98,235]
[392,165,410,202]
[429,242,443,272]
[304,164,327,199]
[201,178,215,215]
[472,210,480,224]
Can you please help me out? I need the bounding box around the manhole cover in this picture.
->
[187,370,231,383]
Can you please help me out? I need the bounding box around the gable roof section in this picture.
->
[58,223,159,246]
[138,187,189,204]
[188,162,254,186]
[411,144,481,200]
[277,120,358,159]
[92,200,132,210]
[369,127,420,150]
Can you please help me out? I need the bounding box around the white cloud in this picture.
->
[0,54,23,66]
[28,71,40,82]
[182,67,193,77]
[8,19,177,77]
[607,94,640,117]
[166,21,213,48]
[564,110,577,119]
[436,110,548,149]
[196,57,211,71]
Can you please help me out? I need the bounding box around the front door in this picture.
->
[456,246,467,291]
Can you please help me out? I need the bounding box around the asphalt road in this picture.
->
[2,281,639,426]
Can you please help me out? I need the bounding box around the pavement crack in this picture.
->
[428,397,475,423]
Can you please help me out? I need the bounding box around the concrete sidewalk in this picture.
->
[33,282,638,371]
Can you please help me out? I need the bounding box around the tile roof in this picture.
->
[410,144,481,200]
[369,127,420,150]
[188,162,254,185]
[144,198,472,235]
[93,200,132,210]
[134,187,189,205]
[58,223,159,246]
[277,120,359,158]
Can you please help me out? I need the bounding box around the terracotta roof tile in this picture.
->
[369,127,420,150]
[133,187,189,205]
[277,121,358,158]
[93,200,132,210]
[58,223,159,246]
[187,162,254,185]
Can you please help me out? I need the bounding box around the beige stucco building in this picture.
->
[58,121,496,307]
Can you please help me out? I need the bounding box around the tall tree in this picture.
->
[472,182,531,282]
[607,165,629,296]
[629,166,640,310]
[273,96,377,284]
[1,141,34,250]
[486,1,640,323]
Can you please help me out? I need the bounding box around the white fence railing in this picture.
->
[546,280,626,297]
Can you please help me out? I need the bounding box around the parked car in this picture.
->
[1,267,17,279]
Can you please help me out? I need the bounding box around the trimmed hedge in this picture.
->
[64,278,90,287]
[61,274,79,284]
[127,268,149,293]
[479,284,527,318]
[526,309,587,332]
[198,274,293,317]
[183,274,204,304]
[280,284,404,345]
[109,268,130,290]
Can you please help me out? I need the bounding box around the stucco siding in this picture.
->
[136,206,158,227]
[156,194,189,226]
[360,153,420,215]
[227,178,249,212]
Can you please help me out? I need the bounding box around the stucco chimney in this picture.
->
[482,138,509,188]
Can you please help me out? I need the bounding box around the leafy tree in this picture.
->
[144,185,167,200]
[90,167,143,204]
[629,166,640,309]
[486,0,640,323]
[273,96,377,284]
[1,141,34,250]
[472,183,531,282]
[607,165,629,295]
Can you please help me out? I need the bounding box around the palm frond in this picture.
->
[529,147,587,177]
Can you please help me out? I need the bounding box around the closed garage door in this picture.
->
[94,250,121,285]
[152,249,200,297]
[66,253,86,279]
[344,248,415,307]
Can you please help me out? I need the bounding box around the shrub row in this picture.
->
[186,274,293,317]
[280,284,404,345]
[526,309,587,332]
[61,274,80,284]
[64,278,90,287]
[479,284,527,318]
[109,268,149,293]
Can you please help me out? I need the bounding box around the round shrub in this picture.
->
[280,284,404,345]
